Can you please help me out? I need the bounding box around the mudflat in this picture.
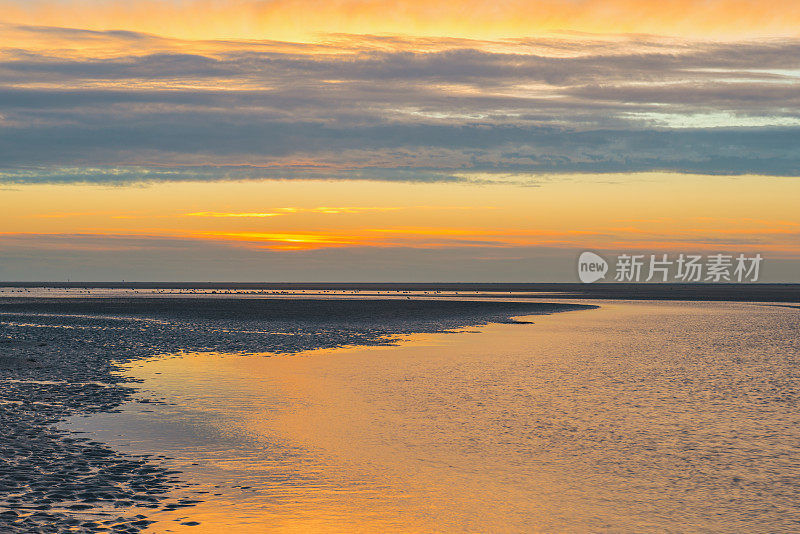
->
[0,297,591,532]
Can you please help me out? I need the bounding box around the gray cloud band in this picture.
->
[1,25,799,183]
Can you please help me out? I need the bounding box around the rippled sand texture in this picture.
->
[66,301,800,533]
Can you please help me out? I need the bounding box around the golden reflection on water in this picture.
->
[66,301,800,532]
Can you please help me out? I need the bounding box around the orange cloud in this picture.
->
[2,0,799,42]
[181,207,457,218]
[193,224,800,252]
[199,231,362,250]
[185,212,281,218]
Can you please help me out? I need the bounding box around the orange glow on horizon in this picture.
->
[2,174,800,258]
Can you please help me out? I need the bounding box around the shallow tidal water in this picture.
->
[64,301,800,533]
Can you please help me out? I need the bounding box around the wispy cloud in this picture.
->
[184,212,281,218]
[183,207,403,218]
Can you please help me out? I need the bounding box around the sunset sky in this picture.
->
[1,0,799,281]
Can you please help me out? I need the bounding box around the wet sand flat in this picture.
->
[0,297,590,532]
[63,300,800,533]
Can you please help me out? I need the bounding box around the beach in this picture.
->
[1,293,799,532]
[0,295,589,532]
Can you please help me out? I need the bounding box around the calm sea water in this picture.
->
[65,300,800,533]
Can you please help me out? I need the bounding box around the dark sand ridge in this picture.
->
[0,297,594,533]
[2,283,800,302]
